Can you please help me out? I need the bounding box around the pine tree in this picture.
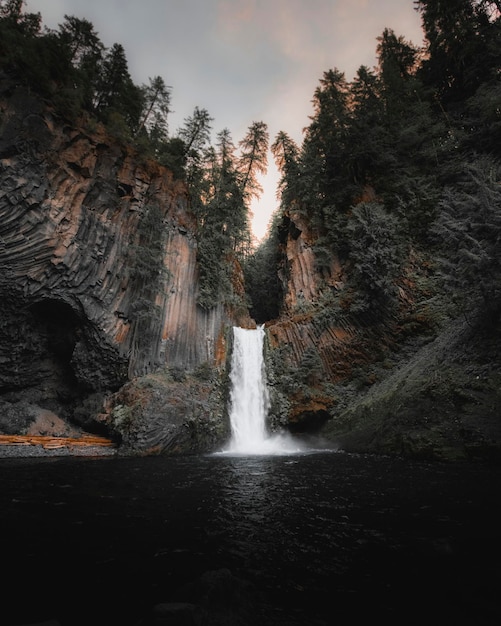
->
[136,75,171,141]
[94,43,143,134]
[432,157,501,320]
[196,128,250,308]
[271,131,300,209]
[57,14,103,67]
[300,68,352,224]
[415,0,498,105]
[237,121,269,203]
[177,106,214,189]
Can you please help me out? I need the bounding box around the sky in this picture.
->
[24,0,425,241]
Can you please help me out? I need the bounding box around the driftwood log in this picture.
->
[0,434,115,449]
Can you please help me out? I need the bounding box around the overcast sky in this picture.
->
[25,0,425,240]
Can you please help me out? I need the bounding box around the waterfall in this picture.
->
[227,326,269,453]
[225,325,304,455]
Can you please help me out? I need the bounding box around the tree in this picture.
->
[346,202,402,312]
[376,28,420,116]
[237,121,269,202]
[432,157,501,320]
[136,75,171,140]
[346,65,387,187]
[0,0,40,35]
[414,0,498,104]
[0,2,66,100]
[300,68,352,219]
[177,106,213,157]
[271,131,300,208]
[94,43,143,133]
[57,14,103,67]
[177,106,214,187]
[195,128,250,308]
[55,15,104,113]
[243,217,283,323]
[213,128,249,252]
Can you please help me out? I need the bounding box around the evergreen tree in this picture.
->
[301,68,352,213]
[57,14,103,67]
[0,0,40,36]
[374,28,443,234]
[376,28,419,113]
[415,0,498,105]
[243,212,283,323]
[432,157,501,320]
[346,65,387,188]
[196,128,250,308]
[94,43,143,134]
[177,106,214,188]
[237,121,269,203]
[136,75,171,141]
[346,202,402,312]
[177,107,213,161]
[54,15,104,115]
[271,131,300,209]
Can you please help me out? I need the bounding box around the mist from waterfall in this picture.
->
[224,326,305,455]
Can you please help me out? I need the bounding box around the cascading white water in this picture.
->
[227,326,269,453]
[225,325,304,455]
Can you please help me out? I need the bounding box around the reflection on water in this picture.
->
[0,451,500,625]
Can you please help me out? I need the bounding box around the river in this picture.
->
[1,450,500,626]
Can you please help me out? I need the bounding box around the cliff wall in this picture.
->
[0,82,236,444]
[265,207,501,461]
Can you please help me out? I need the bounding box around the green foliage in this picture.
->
[94,43,143,132]
[0,5,185,169]
[259,0,501,325]
[237,120,269,201]
[415,0,500,105]
[346,202,402,312]
[432,157,501,318]
[271,131,300,208]
[4,1,501,330]
[156,137,187,179]
[136,76,171,137]
[298,346,324,385]
[129,204,166,283]
[242,219,283,323]
[193,124,266,309]
[127,205,169,361]
[0,1,265,315]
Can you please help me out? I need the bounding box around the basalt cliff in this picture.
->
[0,82,249,454]
[264,206,501,462]
[1,82,500,462]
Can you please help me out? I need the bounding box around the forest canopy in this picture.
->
[247,0,501,323]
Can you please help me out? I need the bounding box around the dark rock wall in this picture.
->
[265,206,501,461]
[0,84,235,438]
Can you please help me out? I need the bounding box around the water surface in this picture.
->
[1,451,499,625]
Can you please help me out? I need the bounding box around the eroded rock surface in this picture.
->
[0,83,235,443]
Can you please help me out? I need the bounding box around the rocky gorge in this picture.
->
[1,78,500,463]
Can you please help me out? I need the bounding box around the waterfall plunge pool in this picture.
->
[2,327,500,624]
[1,452,499,625]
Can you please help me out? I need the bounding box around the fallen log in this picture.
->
[0,434,115,448]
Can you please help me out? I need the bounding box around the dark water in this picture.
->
[1,450,500,625]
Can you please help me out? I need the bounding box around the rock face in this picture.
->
[277,211,344,312]
[322,314,501,461]
[0,82,237,445]
[265,206,501,461]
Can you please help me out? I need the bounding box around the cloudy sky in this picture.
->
[25,0,425,240]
